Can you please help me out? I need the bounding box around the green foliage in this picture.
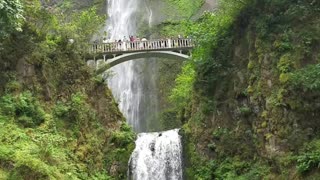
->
[186,0,252,47]
[53,92,97,126]
[160,109,181,130]
[184,126,269,179]
[23,0,104,43]
[92,75,106,85]
[155,58,184,131]
[213,158,270,180]
[0,0,105,70]
[176,0,320,179]
[166,0,204,18]
[277,54,295,73]
[90,172,113,180]
[179,0,251,98]
[156,21,188,37]
[0,89,134,179]
[0,0,133,179]
[212,128,229,139]
[239,163,271,180]
[273,30,294,53]
[111,123,135,147]
[169,62,195,109]
[0,92,46,127]
[106,124,135,179]
[279,73,290,84]
[183,136,214,180]
[296,151,320,174]
[5,81,22,93]
[193,160,215,180]
[53,102,70,118]
[0,0,24,39]
[290,64,320,91]
[59,7,105,42]
[0,123,64,179]
[295,139,320,174]
[199,98,216,115]
[239,106,252,117]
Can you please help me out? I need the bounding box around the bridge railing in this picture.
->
[89,38,194,54]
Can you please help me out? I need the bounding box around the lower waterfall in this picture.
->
[128,129,183,180]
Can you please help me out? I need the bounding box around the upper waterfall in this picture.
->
[105,0,156,132]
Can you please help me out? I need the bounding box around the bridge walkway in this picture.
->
[89,38,194,56]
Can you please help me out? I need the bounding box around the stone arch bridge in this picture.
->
[87,38,194,74]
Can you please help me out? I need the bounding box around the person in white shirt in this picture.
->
[141,37,147,49]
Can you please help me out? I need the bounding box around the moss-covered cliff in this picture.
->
[163,0,320,179]
[0,1,134,179]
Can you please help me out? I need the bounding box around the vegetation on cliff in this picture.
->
[0,0,24,39]
[2,0,320,179]
[166,0,204,18]
[0,0,134,179]
[159,0,320,179]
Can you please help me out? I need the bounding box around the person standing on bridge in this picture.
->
[136,36,141,49]
[178,34,182,46]
[130,35,135,49]
[102,38,108,52]
[130,35,134,42]
[141,37,147,49]
[161,38,165,48]
[123,36,129,50]
[93,39,99,53]
[118,39,122,51]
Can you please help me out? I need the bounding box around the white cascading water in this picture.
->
[106,0,160,132]
[105,1,183,179]
[106,0,142,131]
[128,129,183,180]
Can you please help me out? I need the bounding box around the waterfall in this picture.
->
[105,0,159,132]
[105,1,183,179]
[128,129,183,180]
[106,0,141,132]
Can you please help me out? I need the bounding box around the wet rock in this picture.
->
[237,71,244,84]
[16,58,35,83]
[267,80,272,88]
[109,162,120,177]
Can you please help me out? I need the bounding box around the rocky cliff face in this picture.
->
[146,0,217,25]
[40,0,106,13]
[178,1,320,179]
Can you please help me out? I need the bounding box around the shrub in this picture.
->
[290,64,320,91]
[53,102,70,118]
[110,130,135,147]
[160,109,180,130]
[239,106,252,117]
[169,62,195,109]
[0,92,46,127]
[296,151,320,174]
[295,139,320,174]
[277,54,295,73]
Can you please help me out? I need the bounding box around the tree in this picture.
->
[0,0,24,39]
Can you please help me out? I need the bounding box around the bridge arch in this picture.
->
[95,51,190,75]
